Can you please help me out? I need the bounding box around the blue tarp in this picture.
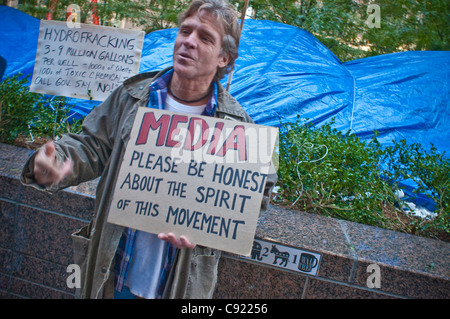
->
[1,6,449,206]
[0,7,40,78]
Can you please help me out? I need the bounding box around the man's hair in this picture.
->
[178,0,240,82]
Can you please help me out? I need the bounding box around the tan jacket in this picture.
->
[21,68,277,299]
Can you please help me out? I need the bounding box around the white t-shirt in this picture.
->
[165,94,207,114]
[125,95,206,298]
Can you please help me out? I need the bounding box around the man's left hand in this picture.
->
[158,232,196,250]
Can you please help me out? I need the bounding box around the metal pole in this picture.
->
[226,0,250,91]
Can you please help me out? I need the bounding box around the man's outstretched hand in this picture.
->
[33,141,73,187]
[158,232,196,250]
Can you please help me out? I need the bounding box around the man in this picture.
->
[21,0,276,299]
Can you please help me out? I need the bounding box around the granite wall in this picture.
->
[1,142,449,299]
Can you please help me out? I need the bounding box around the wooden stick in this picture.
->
[226,0,250,91]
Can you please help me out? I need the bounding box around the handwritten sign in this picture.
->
[107,108,278,256]
[30,20,144,101]
[240,239,322,276]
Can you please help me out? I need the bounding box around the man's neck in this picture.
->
[169,72,213,106]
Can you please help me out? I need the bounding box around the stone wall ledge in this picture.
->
[0,142,449,299]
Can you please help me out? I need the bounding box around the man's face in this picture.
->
[173,11,229,83]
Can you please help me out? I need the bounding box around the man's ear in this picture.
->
[218,52,231,68]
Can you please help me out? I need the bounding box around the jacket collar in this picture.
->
[123,67,248,121]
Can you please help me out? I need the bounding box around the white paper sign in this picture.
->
[30,20,144,101]
[107,108,278,256]
[241,239,322,276]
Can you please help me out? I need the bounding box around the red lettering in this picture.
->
[184,117,209,151]
[207,122,224,155]
[135,112,170,145]
[216,125,247,161]
[166,114,189,147]
[135,112,247,161]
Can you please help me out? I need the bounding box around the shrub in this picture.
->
[0,73,84,145]
[276,116,449,240]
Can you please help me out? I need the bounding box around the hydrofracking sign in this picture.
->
[30,20,144,101]
[107,108,278,256]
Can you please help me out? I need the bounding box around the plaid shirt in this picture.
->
[114,68,218,298]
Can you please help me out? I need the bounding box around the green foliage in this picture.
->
[0,74,84,144]
[235,0,449,62]
[18,0,190,34]
[362,0,449,55]
[276,116,449,239]
[129,0,190,33]
[381,140,450,235]
[0,74,39,143]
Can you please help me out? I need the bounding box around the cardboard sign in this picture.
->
[30,20,144,101]
[107,108,278,256]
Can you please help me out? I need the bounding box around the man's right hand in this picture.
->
[33,141,73,187]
